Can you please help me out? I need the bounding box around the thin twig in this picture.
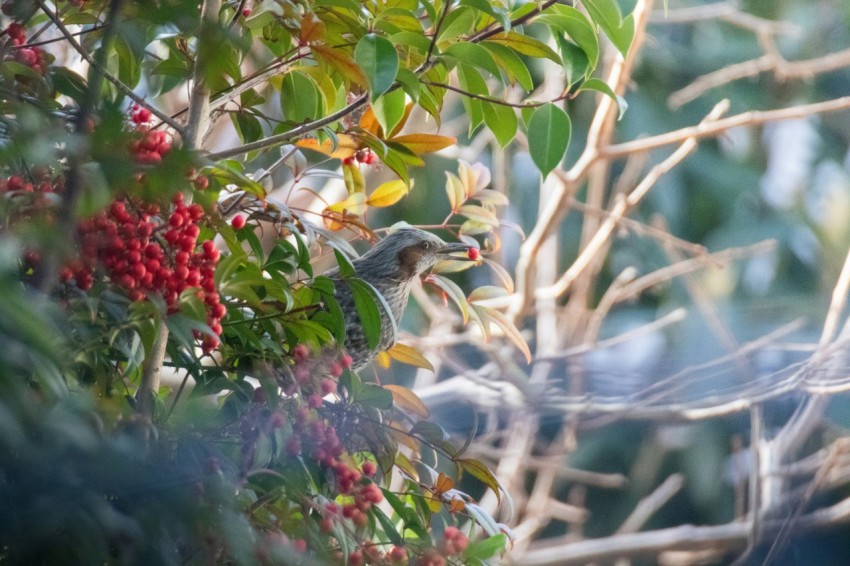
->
[35,0,184,134]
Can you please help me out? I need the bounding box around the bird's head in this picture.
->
[355,227,476,282]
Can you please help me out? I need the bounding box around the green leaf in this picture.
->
[347,278,383,349]
[230,110,263,143]
[114,36,141,88]
[582,0,634,57]
[486,31,561,64]
[580,77,628,119]
[280,70,321,122]
[456,63,487,135]
[464,534,508,561]
[482,102,517,148]
[537,7,599,70]
[50,68,88,104]
[357,383,393,410]
[355,33,399,101]
[458,0,511,30]
[481,42,533,91]
[527,103,570,178]
[443,43,501,78]
[332,249,356,278]
[555,37,591,87]
[372,506,404,546]
[372,88,406,137]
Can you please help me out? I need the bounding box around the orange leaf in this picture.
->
[391,133,456,155]
[312,43,366,86]
[359,106,382,137]
[299,12,325,44]
[434,472,454,494]
[449,497,467,513]
[385,383,431,418]
[367,179,410,208]
[296,134,359,159]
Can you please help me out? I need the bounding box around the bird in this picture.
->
[325,228,475,371]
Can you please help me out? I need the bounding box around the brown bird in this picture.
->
[326,228,476,371]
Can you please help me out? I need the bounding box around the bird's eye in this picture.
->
[421,241,430,250]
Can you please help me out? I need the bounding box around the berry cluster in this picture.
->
[129,105,172,165]
[5,22,48,75]
[68,193,223,351]
[343,149,378,166]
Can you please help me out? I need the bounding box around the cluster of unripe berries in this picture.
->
[4,22,48,75]
[342,149,378,166]
[67,193,224,351]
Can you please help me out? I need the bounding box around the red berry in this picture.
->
[241,8,252,17]
[231,214,246,229]
[361,461,377,476]
[467,247,480,260]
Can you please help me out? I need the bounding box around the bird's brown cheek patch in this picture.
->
[398,246,423,279]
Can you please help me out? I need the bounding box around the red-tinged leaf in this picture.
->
[385,382,431,417]
[445,172,465,212]
[367,179,410,207]
[390,133,457,154]
[477,305,531,363]
[299,12,325,44]
[386,343,434,374]
[470,304,491,341]
[458,204,499,226]
[486,30,561,63]
[457,458,502,502]
[458,159,491,197]
[343,161,366,194]
[467,286,508,303]
[430,274,470,323]
[312,43,367,87]
[482,257,515,293]
[296,133,360,159]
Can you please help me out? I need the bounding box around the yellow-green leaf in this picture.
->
[343,161,366,194]
[445,171,465,212]
[328,192,367,216]
[386,343,434,373]
[391,133,457,154]
[312,43,367,87]
[457,458,502,503]
[458,204,499,225]
[486,31,561,63]
[367,179,410,207]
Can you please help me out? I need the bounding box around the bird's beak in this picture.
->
[438,242,477,259]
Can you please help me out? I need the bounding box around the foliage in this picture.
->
[0,0,635,564]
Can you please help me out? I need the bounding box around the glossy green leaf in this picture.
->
[456,63,487,135]
[443,43,502,78]
[373,88,406,137]
[347,278,383,349]
[355,34,399,100]
[280,70,320,122]
[464,534,509,561]
[537,6,599,70]
[527,103,570,178]
[580,77,628,119]
[481,42,533,91]
[582,0,634,57]
[482,102,517,148]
